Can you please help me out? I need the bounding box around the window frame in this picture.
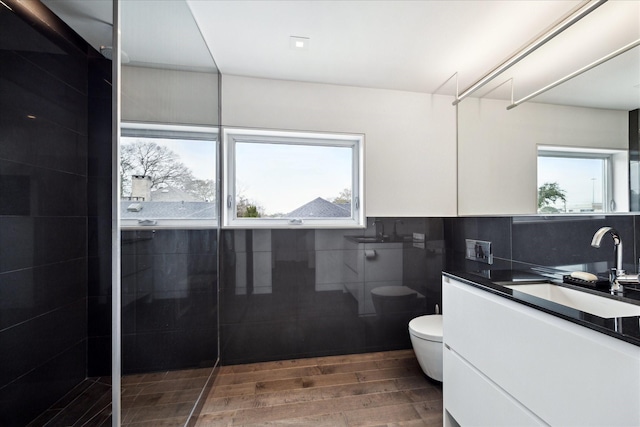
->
[223,128,365,229]
[537,145,627,214]
[120,122,219,229]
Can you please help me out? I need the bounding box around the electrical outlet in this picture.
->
[465,239,493,264]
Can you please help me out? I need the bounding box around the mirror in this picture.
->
[457,88,632,216]
[457,1,640,216]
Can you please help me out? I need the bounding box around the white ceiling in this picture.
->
[42,0,640,110]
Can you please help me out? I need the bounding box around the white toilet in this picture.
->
[408,314,443,382]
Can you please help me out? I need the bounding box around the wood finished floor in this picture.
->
[195,350,443,427]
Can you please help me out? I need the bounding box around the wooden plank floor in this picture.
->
[195,350,442,427]
[121,367,212,425]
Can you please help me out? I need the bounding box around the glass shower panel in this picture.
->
[119,1,220,425]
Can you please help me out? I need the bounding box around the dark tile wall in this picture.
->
[445,215,639,276]
[219,218,446,365]
[443,216,514,271]
[120,229,218,374]
[0,4,91,425]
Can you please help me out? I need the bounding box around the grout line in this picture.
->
[78,401,112,427]
[48,382,110,427]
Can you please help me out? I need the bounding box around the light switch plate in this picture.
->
[465,239,493,264]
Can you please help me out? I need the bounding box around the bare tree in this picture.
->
[120,140,217,204]
[120,140,195,197]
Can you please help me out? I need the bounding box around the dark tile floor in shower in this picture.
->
[27,367,213,426]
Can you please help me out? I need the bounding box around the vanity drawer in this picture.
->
[444,344,545,426]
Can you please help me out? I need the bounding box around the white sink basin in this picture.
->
[504,283,640,318]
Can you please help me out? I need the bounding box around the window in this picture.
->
[537,146,628,214]
[223,128,364,228]
[120,123,217,228]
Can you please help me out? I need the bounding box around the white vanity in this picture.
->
[442,273,640,426]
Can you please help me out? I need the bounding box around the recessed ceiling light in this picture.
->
[290,36,310,51]
[27,115,36,120]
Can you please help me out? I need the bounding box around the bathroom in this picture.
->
[1,0,638,425]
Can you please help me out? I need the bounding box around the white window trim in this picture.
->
[120,122,219,229]
[537,145,629,214]
[223,128,365,229]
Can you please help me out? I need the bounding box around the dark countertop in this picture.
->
[443,269,640,347]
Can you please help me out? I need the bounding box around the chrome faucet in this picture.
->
[373,219,385,241]
[591,226,624,293]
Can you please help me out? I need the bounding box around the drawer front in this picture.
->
[444,345,545,427]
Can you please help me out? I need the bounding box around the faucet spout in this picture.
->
[591,226,623,272]
[591,226,624,294]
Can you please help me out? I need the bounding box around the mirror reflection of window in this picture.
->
[537,147,628,214]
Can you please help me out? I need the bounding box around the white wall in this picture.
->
[122,65,219,125]
[458,98,628,215]
[221,75,457,217]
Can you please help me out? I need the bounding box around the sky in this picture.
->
[538,157,603,209]
[122,136,216,181]
[122,137,353,215]
[235,142,352,215]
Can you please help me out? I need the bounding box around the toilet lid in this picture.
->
[409,315,442,342]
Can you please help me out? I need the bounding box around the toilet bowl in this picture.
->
[408,314,443,382]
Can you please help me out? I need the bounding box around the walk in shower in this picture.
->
[0,1,221,424]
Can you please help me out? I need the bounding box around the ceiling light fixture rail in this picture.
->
[452,0,607,106]
[507,38,640,110]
